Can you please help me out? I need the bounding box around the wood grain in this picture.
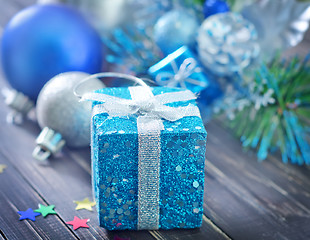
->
[204,122,310,240]
[0,151,78,240]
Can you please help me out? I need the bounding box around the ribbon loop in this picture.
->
[83,87,200,122]
[155,58,202,88]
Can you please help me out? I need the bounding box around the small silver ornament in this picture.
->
[197,12,259,76]
[33,72,104,161]
[2,88,34,124]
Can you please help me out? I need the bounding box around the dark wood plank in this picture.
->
[204,121,310,240]
[150,215,230,240]
[0,111,157,240]
[0,152,78,240]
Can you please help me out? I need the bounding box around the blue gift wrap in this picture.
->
[148,46,210,94]
[90,86,207,230]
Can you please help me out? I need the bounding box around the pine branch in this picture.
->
[218,55,310,165]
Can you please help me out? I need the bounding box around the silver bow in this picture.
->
[82,87,201,122]
[155,58,207,89]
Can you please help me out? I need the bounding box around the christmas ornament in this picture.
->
[74,198,96,211]
[153,10,199,55]
[2,88,34,124]
[18,208,41,221]
[197,12,259,76]
[66,216,90,230]
[242,0,310,60]
[34,204,57,217]
[218,55,310,165]
[33,72,104,162]
[203,0,229,19]
[1,4,103,103]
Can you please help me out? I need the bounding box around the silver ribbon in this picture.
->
[155,58,207,89]
[84,86,201,230]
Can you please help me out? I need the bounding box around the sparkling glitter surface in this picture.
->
[92,87,207,230]
[36,72,104,147]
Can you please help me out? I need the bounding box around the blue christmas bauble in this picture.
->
[153,10,199,55]
[203,0,230,19]
[1,4,103,101]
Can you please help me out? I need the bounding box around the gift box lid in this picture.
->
[92,86,206,136]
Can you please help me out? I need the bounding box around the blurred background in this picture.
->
[0,0,309,166]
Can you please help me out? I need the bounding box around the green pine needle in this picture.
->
[223,55,310,165]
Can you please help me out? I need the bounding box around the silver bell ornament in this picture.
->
[197,12,260,76]
[33,72,104,162]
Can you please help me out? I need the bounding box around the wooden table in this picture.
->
[1,1,310,239]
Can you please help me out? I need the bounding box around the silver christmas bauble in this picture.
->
[242,0,310,60]
[36,72,104,147]
[197,12,259,76]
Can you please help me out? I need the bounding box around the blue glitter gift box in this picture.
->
[148,46,210,94]
[90,86,207,230]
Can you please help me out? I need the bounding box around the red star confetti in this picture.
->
[0,164,7,173]
[66,216,89,230]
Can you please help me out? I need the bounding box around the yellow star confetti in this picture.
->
[0,164,7,173]
[74,198,96,211]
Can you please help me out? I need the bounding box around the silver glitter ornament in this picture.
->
[33,72,104,161]
[242,0,310,60]
[197,12,259,76]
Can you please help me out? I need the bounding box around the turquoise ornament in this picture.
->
[1,4,103,101]
[153,10,199,55]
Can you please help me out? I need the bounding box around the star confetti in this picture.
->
[74,198,96,211]
[34,204,57,217]
[66,216,89,230]
[18,208,41,221]
[0,164,7,173]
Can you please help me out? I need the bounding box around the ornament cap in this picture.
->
[32,127,66,162]
[2,88,34,124]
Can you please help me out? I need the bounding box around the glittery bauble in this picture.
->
[197,12,259,75]
[153,10,199,55]
[1,4,103,101]
[203,0,229,19]
[36,72,104,147]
